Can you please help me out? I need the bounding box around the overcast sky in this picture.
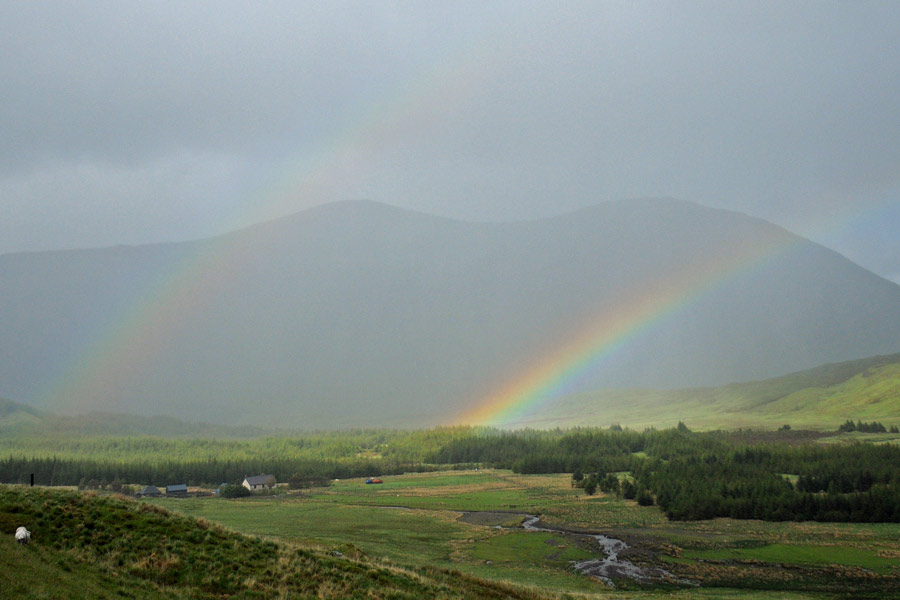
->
[2,1,899,281]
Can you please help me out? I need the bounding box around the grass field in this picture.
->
[152,469,900,598]
[0,481,853,600]
[155,471,609,594]
[0,484,558,599]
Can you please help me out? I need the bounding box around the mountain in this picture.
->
[2,199,899,427]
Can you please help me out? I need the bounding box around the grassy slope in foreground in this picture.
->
[0,485,548,600]
[519,352,900,430]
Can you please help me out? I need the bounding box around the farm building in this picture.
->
[165,484,188,496]
[242,474,276,491]
[137,485,162,497]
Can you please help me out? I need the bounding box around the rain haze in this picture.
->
[2,1,900,282]
[6,5,900,592]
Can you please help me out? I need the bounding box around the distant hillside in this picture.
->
[0,396,42,419]
[5,352,899,435]
[0,486,543,600]
[0,396,268,438]
[515,353,900,430]
[2,199,900,427]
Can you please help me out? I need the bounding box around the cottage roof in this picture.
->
[139,485,161,495]
[244,474,276,486]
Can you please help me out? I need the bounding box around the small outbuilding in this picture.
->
[242,474,276,491]
[165,484,189,497]
[137,485,162,498]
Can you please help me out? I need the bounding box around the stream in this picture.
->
[462,512,684,587]
[521,515,678,585]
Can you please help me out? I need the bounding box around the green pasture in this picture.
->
[470,530,593,566]
[156,499,604,594]
[321,470,580,512]
[153,469,900,597]
[157,498,467,565]
[683,543,898,574]
[155,471,613,593]
[540,494,669,530]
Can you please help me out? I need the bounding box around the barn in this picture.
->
[137,485,162,497]
[165,484,188,497]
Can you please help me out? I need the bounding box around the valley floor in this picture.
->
[151,469,900,598]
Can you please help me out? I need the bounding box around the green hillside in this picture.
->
[514,353,900,430]
[0,485,548,599]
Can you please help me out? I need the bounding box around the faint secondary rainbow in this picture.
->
[459,225,799,427]
[36,26,503,415]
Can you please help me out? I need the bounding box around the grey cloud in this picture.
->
[1,1,898,280]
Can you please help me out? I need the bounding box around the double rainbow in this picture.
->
[459,224,797,426]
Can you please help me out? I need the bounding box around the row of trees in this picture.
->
[4,423,899,522]
[635,452,900,522]
[837,419,898,433]
[573,470,653,505]
[0,455,441,488]
[448,426,900,522]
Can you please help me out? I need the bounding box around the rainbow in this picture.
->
[36,31,497,415]
[33,14,900,419]
[459,224,798,426]
[38,239,239,413]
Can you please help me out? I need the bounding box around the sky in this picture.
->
[2,1,899,282]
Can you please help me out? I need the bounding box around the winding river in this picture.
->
[462,511,683,586]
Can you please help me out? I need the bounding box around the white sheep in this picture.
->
[15,526,31,545]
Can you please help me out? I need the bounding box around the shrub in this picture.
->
[220,485,252,498]
[636,488,654,506]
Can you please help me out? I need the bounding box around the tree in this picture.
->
[838,419,857,432]
[636,487,654,506]
[600,473,620,495]
[220,484,252,498]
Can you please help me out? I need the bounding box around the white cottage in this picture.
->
[242,474,276,491]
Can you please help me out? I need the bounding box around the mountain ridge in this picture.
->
[1,199,899,427]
